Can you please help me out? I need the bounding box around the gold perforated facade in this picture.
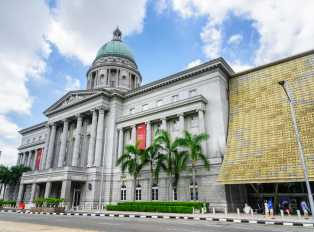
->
[218,50,314,184]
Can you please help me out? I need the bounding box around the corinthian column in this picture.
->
[117,128,124,158]
[94,107,105,167]
[26,151,32,167]
[161,117,167,131]
[178,113,185,134]
[72,114,83,167]
[45,123,57,169]
[40,125,51,170]
[197,108,207,154]
[32,149,39,170]
[58,119,69,167]
[145,121,151,147]
[21,152,26,166]
[131,125,136,145]
[87,109,98,167]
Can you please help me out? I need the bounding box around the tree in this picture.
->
[141,144,163,201]
[10,165,32,201]
[177,130,210,202]
[0,165,10,200]
[154,129,181,202]
[116,140,145,202]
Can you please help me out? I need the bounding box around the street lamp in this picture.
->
[79,128,107,213]
[278,81,314,222]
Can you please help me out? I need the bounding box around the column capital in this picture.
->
[97,106,106,114]
[160,117,167,121]
[75,114,83,121]
[131,124,136,128]
[62,118,69,125]
[49,122,56,127]
[117,128,124,131]
[145,121,151,125]
[45,124,50,129]
[196,108,205,112]
[90,107,97,116]
[177,113,185,117]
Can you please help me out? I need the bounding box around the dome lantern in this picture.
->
[112,26,122,42]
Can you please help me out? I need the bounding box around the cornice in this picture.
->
[18,121,48,135]
[116,95,208,123]
[18,140,45,150]
[123,57,234,98]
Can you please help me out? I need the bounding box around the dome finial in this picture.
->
[113,26,122,42]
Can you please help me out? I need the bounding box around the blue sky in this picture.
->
[0,0,313,166]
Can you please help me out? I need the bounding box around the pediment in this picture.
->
[44,91,102,115]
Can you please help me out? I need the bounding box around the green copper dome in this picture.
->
[95,40,136,64]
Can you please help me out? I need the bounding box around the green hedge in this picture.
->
[0,201,16,206]
[116,202,209,211]
[106,205,193,214]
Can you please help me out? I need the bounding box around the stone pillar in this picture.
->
[58,119,69,167]
[40,125,51,170]
[117,128,124,158]
[94,107,105,167]
[178,113,185,134]
[45,123,57,169]
[87,109,98,167]
[32,149,39,170]
[35,185,40,200]
[21,152,26,166]
[29,183,37,203]
[117,69,120,87]
[131,125,137,145]
[108,69,111,86]
[16,184,25,204]
[146,121,151,147]
[26,151,32,167]
[161,117,167,131]
[16,153,21,166]
[44,182,52,198]
[72,114,83,167]
[60,180,72,204]
[197,108,207,154]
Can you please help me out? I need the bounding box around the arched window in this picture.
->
[136,184,141,201]
[121,185,126,201]
[190,182,198,201]
[152,184,158,201]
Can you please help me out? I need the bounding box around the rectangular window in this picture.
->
[136,189,141,201]
[129,131,132,140]
[111,81,115,87]
[172,95,179,102]
[189,90,197,97]
[130,108,135,115]
[157,100,163,107]
[39,136,42,141]
[190,188,198,201]
[191,116,199,127]
[143,104,148,111]
[121,189,126,201]
[152,188,158,201]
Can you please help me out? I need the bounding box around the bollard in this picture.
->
[71,205,74,211]
[83,205,85,210]
[192,207,194,215]
[202,208,204,215]
[66,205,68,211]
[213,208,216,215]
[90,205,92,210]
[250,209,254,217]
[237,208,240,216]
[225,208,228,216]
[297,210,301,219]
[97,205,99,210]
[102,205,104,210]
[280,210,284,218]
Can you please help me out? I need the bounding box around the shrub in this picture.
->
[0,201,16,207]
[106,204,193,214]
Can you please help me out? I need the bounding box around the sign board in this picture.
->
[137,124,146,149]
[36,149,42,167]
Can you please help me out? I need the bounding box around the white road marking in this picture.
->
[98,223,120,225]
[236,227,254,230]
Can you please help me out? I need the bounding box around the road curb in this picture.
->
[1,209,313,227]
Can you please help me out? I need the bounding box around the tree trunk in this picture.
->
[192,161,196,202]
[0,184,2,196]
[133,172,136,202]
[150,162,153,202]
[169,172,173,202]
[3,184,6,201]
[14,183,20,201]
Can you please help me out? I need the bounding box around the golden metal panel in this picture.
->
[218,52,314,184]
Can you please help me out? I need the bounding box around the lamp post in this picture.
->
[278,81,314,222]
[79,128,107,213]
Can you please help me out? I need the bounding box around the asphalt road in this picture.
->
[0,212,312,232]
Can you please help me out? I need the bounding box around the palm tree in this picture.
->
[116,140,145,202]
[0,165,10,200]
[153,129,181,202]
[141,144,163,201]
[10,165,32,201]
[177,130,210,202]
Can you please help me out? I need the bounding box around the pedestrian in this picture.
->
[278,202,283,215]
[264,199,269,218]
[268,198,275,219]
[283,201,291,216]
[244,202,251,214]
[301,199,309,220]
[257,203,262,213]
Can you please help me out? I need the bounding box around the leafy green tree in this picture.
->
[177,130,210,202]
[154,129,183,202]
[0,165,10,200]
[141,144,163,201]
[116,140,145,202]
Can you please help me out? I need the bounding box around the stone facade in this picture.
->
[6,29,246,212]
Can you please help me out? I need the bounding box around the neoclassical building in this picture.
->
[5,28,246,211]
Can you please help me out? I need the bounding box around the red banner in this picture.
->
[36,149,42,167]
[137,124,146,149]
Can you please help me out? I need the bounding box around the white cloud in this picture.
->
[0,115,21,139]
[230,60,253,72]
[228,34,243,44]
[0,139,20,167]
[65,75,80,92]
[47,0,148,66]
[172,0,314,65]
[156,0,169,14]
[185,59,202,70]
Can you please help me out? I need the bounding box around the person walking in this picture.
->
[283,201,291,216]
[264,199,269,218]
[268,198,275,219]
[301,199,309,220]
